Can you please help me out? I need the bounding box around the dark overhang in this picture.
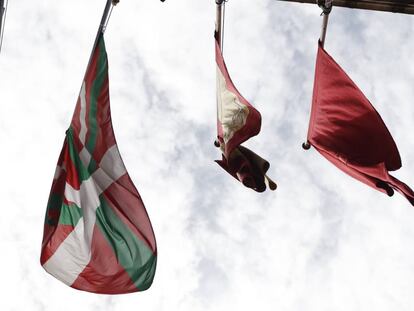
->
[278,1,414,15]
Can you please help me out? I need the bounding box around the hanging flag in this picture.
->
[40,35,157,294]
[215,35,276,192]
[306,42,414,205]
[215,145,276,192]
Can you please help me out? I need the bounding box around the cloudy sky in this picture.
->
[2,0,414,310]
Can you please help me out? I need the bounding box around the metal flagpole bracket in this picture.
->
[317,0,333,15]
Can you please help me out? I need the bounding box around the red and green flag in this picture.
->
[40,35,157,294]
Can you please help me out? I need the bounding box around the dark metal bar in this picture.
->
[0,0,4,26]
[278,0,414,15]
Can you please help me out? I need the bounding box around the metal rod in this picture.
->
[0,0,7,53]
[80,0,117,81]
[0,1,4,31]
[87,0,114,65]
[221,3,226,52]
[276,0,414,15]
[215,0,225,50]
[319,12,329,47]
[75,0,115,107]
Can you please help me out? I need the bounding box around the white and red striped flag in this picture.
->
[215,35,276,192]
[40,35,157,294]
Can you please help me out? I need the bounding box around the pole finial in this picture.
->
[317,0,333,15]
[302,141,311,150]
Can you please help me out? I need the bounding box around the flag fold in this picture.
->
[41,35,157,294]
[307,42,414,205]
[215,35,275,192]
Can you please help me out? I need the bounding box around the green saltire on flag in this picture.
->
[40,34,157,294]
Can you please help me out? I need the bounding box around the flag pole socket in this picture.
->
[317,0,333,15]
[302,142,311,150]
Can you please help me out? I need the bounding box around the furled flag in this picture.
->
[306,42,414,205]
[214,34,276,192]
[40,35,157,294]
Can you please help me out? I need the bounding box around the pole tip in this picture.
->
[376,181,394,197]
[302,142,311,150]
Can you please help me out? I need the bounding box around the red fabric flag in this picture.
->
[215,39,261,158]
[307,42,414,205]
[216,145,275,193]
[215,35,276,192]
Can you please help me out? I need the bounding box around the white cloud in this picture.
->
[1,0,414,310]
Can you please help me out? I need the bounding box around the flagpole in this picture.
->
[0,1,4,36]
[318,0,332,48]
[215,0,225,50]
[214,0,225,148]
[85,0,118,70]
[302,0,332,150]
[72,0,118,105]
[0,0,7,53]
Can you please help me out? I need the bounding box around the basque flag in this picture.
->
[41,35,157,294]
